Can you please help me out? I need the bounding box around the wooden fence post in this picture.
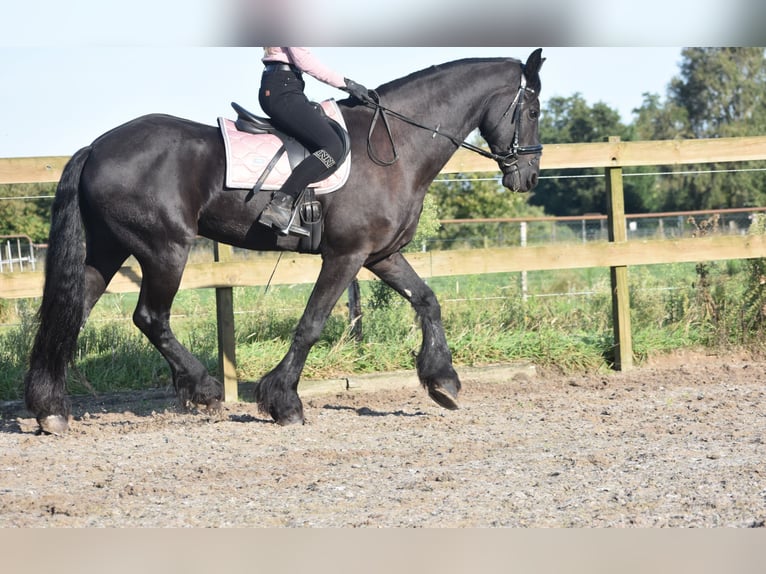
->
[520,221,528,301]
[347,278,363,342]
[605,136,633,371]
[214,242,238,402]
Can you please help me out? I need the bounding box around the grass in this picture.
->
[2,259,766,401]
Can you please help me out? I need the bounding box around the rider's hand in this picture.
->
[343,78,373,103]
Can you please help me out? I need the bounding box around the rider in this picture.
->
[258,47,372,235]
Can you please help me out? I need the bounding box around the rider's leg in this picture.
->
[258,147,339,232]
[258,73,344,234]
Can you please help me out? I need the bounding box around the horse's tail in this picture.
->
[24,146,91,422]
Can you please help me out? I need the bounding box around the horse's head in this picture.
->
[480,48,544,192]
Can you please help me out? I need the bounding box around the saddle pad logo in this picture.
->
[218,99,351,195]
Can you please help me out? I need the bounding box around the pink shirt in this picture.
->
[262,47,346,89]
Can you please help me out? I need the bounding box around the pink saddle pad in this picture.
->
[218,99,350,194]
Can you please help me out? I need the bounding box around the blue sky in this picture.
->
[3,0,762,158]
[0,47,682,158]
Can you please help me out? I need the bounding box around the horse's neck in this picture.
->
[385,63,513,141]
[379,63,514,169]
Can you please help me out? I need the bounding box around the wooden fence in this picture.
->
[3,135,766,401]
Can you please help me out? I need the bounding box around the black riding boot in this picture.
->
[260,191,293,230]
[259,191,309,237]
[259,150,338,237]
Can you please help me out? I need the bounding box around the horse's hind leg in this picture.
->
[82,240,131,324]
[133,255,223,409]
[24,240,129,435]
[367,251,461,410]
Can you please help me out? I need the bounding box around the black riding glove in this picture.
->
[343,78,372,103]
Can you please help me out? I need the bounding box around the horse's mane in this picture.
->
[375,57,521,95]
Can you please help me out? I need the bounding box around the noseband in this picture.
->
[362,64,542,170]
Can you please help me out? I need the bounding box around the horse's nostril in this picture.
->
[529,173,538,187]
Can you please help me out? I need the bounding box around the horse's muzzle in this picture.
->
[502,162,540,192]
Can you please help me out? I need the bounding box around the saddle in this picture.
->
[219,101,351,193]
[218,100,352,253]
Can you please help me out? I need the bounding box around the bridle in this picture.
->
[482,70,544,168]
[361,64,543,171]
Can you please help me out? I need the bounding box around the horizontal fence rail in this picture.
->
[3,135,766,400]
[3,235,766,299]
[443,135,766,172]
[5,135,766,184]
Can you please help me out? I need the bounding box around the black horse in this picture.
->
[24,49,544,433]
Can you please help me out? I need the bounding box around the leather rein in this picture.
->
[361,67,543,169]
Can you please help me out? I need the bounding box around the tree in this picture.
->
[633,48,766,211]
[0,183,54,243]
[632,92,689,141]
[428,171,546,249]
[670,48,766,139]
[528,94,652,215]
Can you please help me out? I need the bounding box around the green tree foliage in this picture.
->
[633,48,766,211]
[528,94,654,215]
[632,92,689,141]
[421,130,546,248]
[405,193,441,252]
[0,183,54,243]
[428,169,547,249]
[670,48,766,138]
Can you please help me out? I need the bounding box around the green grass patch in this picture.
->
[3,259,766,401]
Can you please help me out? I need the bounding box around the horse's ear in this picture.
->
[524,48,544,90]
[524,48,544,77]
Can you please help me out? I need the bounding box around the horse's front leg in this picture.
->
[255,253,366,425]
[367,251,461,410]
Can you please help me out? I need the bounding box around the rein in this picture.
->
[361,68,542,168]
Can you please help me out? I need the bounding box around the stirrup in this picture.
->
[286,223,310,238]
[280,203,311,238]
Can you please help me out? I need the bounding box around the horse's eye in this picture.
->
[529,109,539,119]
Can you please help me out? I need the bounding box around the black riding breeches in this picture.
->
[259,69,344,199]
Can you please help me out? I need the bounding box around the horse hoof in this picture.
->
[274,409,305,426]
[428,386,460,410]
[205,398,223,413]
[38,415,69,435]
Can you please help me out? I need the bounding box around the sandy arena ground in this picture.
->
[1,352,765,527]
